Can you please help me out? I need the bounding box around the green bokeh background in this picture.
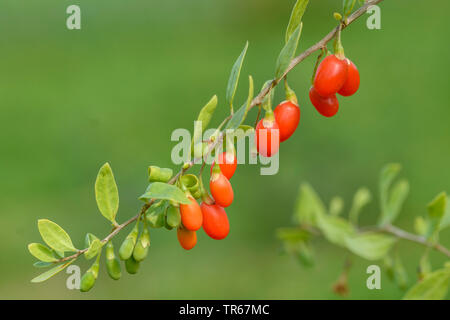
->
[1,0,449,299]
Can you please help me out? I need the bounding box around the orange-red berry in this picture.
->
[179,196,203,231]
[210,151,237,180]
[210,173,234,208]
[313,54,348,97]
[255,118,280,157]
[274,100,300,142]
[201,203,230,240]
[177,227,197,250]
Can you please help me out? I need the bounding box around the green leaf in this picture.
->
[84,233,99,248]
[440,196,450,230]
[344,232,396,260]
[329,197,344,216]
[139,182,190,204]
[393,253,409,290]
[285,0,309,43]
[38,219,77,253]
[379,163,401,225]
[226,76,254,130]
[226,41,249,109]
[404,268,450,300]
[31,260,75,283]
[192,95,218,147]
[293,183,327,226]
[426,192,447,238]
[223,124,254,149]
[343,0,357,16]
[276,228,310,242]
[52,250,65,259]
[28,243,58,263]
[283,240,314,267]
[316,214,355,247]
[261,80,274,113]
[84,239,103,260]
[146,201,167,228]
[419,252,432,281]
[226,104,248,132]
[196,95,218,132]
[33,261,54,268]
[349,187,372,224]
[381,179,409,225]
[414,216,428,236]
[95,163,119,224]
[275,23,302,79]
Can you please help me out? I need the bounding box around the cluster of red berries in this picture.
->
[176,54,360,249]
[309,54,360,117]
[177,151,237,250]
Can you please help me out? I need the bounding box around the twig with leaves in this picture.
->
[28,0,387,292]
[277,163,450,300]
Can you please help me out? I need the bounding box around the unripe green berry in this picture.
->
[80,257,100,292]
[105,241,122,280]
[119,224,138,260]
[80,271,96,292]
[166,205,181,229]
[125,256,140,274]
[133,227,150,262]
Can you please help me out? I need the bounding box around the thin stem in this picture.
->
[382,224,450,258]
[56,0,385,265]
[254,105,262,127]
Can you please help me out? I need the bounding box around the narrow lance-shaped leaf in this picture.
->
[28,243,58,263]
[379,163,401,225]
[381,179,409,225]
[426,192,447,239]
[414,216,428,236]
[226,41,249,110]
[329,197,344,216]
[226,75,254,130]
[285,0,309,43]
[439,195,450,230]
[31,260,75,283]
[349,187,371,224]
[276,23,302,79]
[95,163,119,225]
[139,182,190,204]
[192,95,218,146]
[276,228,311,242]
[38,219,77,253]
[33,261,54,268]
[260,80,274,113]
[394,253,409,290]
[343,0,357,17]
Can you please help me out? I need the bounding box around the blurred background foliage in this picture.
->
[0,0,449,299]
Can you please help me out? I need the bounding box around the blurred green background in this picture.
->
[1,0,449,299]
